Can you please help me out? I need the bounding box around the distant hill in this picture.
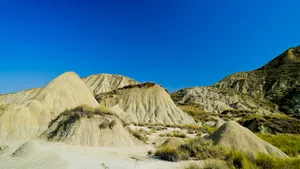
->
[172,46,300,116]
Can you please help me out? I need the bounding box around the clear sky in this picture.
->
[1,0,300,94]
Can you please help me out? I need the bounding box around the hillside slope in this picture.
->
[172,46,300,116]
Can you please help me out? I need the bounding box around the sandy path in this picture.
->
[43,143,190,169]
[0,141,204,169]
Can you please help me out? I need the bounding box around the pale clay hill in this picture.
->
[96,83,195,125]
[0,72,102,153]
[0,73,138,105]
[207,121,288,158]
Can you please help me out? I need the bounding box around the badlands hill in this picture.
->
[216,46,300,115]
[172,86,276,115]
[0,73,138,105]
[0,72,100,153]
[172,46,300,117]
[96,83,194,125]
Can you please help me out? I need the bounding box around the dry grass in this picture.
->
[177,105,216,123]
[159,131,187,138]
[130,130,149,143]
[155,145,189,162]
[155,137,225,162]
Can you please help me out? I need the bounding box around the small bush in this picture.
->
[202,126,217,134]
[131,130,148,143]
[109,120,117,129]
[225,151,256,169]
[99,120,110,129]
[155,145,189,162]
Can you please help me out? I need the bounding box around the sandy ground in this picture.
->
[0,140,204,169]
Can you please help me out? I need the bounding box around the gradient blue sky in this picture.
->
[1,0,300,94]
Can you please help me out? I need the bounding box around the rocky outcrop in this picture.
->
[172,86,275,115]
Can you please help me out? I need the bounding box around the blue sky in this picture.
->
[1,0,300,94]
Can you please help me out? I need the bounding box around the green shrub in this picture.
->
[255,153,300,169]
[257,134,300,157]
[155,145,189,162]
[225,151,256,169]
[202,126,218,134]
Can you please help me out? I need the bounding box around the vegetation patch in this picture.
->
[156,137,300,169]
[159,131,187,138]
[239,114,300,134]
[155,137,226,162]
[177,105,216,122]
[257,134,300,157]
[220,109,255,120]
[155,145,189,162]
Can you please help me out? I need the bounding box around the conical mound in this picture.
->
[34,72,99,116]
[207,121,288,158]
[96,82,194,125]
[12,141,42,157]
[82,74,139,95]
[40,106,142,147]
